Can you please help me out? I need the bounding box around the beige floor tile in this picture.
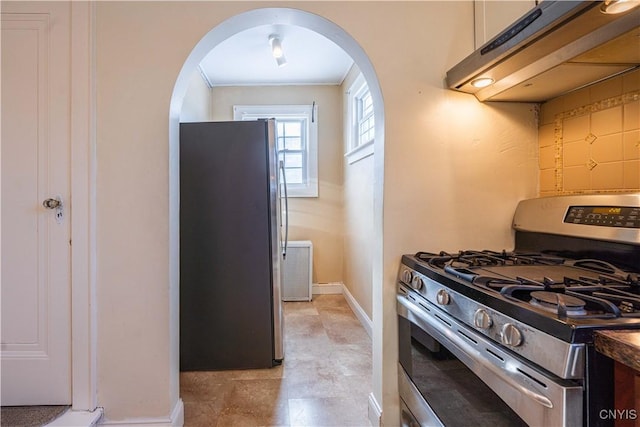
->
[183,400,224,427]
[181,294,372,427]
[283,301,319,317]
[284,313,327,337]
[215,411,289,427]
[283,359,350,399]
[283,337,335,362]
[329,345,372,376]
[288,397,370,426]
[217,378,289,426]
[342,374,373,398]
[310,294,348,309]
[180,372,233,403]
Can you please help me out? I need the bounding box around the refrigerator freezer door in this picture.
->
[180,119,283,370]
[267,119,284,362]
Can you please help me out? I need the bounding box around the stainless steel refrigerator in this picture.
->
[180,119,286,371]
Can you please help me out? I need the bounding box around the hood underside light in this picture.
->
[470,77,495,88]
[600,0,640,14]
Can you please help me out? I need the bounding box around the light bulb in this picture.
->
[471,77,494,88]
[270,36,284,59]
[601,0,640,14]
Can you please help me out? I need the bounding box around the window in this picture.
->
[345,74,375,164]
[276,119,305,186]
[357,89,374,146]
[234,104,318,197]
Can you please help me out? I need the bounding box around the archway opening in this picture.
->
[168,7,386,422]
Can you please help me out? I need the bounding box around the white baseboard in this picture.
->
[342,285,373,338]
[46,407,103,426]
[312,282,372,339]
[99,399,184,426]
[170,399,184,427]
[311,282,343,295]
[368,392,382,427]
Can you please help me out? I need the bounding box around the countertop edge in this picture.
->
[594,330,640,372]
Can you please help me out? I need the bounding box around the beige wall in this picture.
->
[342,64,374,319]
[180,71,210,122]
[210,85,344,283]
[539,69,640,196]
[343,156,374,318]
[94,2,538,424]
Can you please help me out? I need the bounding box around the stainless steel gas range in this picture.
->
[397,193,640,427]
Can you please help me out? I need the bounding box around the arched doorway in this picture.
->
[169,7,385,423]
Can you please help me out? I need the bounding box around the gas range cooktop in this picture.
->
[399,193,640,345]
[416,250,640,320]
[401,252,640,345]
[398,194,640,424]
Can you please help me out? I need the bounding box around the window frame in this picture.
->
[345,74,375,164]
[234,104,318,198]
[276,118,307,189]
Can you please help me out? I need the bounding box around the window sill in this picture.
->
[286,183,318,198]
[345,140,374,165]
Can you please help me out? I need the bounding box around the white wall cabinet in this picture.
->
[474,0,537,48]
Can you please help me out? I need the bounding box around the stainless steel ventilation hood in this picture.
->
[446,1,640,102]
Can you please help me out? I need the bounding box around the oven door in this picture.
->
[397,287,584,427]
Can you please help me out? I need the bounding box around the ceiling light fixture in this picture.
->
[269,35,287,67]
[470,77,494,88]
[600,0,640,14]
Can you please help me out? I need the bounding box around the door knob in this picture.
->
[42,196,64,224]
[43,198,61,209]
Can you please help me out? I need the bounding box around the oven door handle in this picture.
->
[398,295,555,410]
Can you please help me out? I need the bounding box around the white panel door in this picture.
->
[1,2,72,405]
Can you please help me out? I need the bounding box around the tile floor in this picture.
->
[180,294,373,427]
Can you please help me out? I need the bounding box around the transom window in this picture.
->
[233,104,318,198]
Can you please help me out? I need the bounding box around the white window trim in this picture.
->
[345,74,374,164]
[233,104,318,198]
[345,139,374,164]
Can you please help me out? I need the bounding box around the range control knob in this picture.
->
[473,309,493,329]
[436,289,450,305]
[401,269,413,284]
[411,275,424,291]
[501,323,523,347]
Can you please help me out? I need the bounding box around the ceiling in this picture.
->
[199,24,354,86]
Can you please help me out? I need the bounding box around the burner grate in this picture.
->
[415,250,567,269]
[413,249,640,319]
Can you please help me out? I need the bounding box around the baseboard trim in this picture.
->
[342,285,373,338]
[170,399,184,427]
[45,407,103,427]
[99,399,183,426]
[311,282,343,295]
[368,392,382,427]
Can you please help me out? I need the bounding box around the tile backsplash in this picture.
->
[539,69,640,196]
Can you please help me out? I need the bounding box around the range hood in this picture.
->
[446,1,640,102]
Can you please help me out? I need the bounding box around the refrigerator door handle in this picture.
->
[279,160,289,259]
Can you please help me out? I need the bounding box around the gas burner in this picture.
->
[569,259,640,285]
[416,250,568,270]
[412,241,640,320]
[529,291,587,317]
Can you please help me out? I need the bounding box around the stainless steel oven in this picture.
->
[398,285,583,426]
[397,193,640,427]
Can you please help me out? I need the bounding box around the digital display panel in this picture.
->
[564,205,639,229]
[592,207,622,215]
